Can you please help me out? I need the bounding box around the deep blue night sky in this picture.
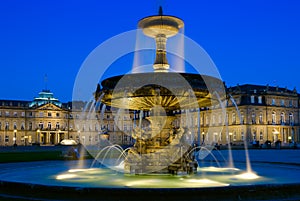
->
[0,0,299,102]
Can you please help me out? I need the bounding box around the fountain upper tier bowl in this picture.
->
[138,15,184,38]
[99,72,225,111]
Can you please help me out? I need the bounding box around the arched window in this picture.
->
[259,130,263,140]
[218,115,222,125]
[212,115,216,125]
[258,96,262,104]
[251,95,255,104]
[48,122,51,130]
[241,130,244,140]
[272,99,276,105]
[232,113,236,124]
[56,122,60,129]
[241,113,244,124]
[280,112,285,125]
[13,122,17,130]
[259,112,263,124]
[289,113,294,125]
[252,112,256,124]
[272,111,276,124]
[252,130,257,140]
[5,122,9,130]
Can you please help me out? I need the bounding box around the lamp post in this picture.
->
[13,129,17,147]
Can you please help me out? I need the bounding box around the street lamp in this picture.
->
[13,129,17,146]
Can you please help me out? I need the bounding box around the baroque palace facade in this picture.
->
[0,84,299,147]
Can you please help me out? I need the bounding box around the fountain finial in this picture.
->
[159,6,163,16]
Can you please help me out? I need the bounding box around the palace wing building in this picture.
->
[0,84,299,147]
[225,84,299,146]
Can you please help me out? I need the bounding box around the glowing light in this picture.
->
[236,172,260,180]
[60,139,78,145]
[199,166,240,172]
[56,174,77,180]
[68,168,93,173]
[186,178,229,187]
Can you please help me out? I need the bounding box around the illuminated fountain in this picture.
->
[0,7,300,201]
[96,6,225,175]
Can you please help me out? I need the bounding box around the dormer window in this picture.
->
[251,95,255,104]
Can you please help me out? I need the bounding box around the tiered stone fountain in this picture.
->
[0,7,300,201]
[97,7,224,174]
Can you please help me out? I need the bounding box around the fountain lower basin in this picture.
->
[1,149,300,201]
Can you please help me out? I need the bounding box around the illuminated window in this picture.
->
[241,131,244,140]
[258,96,262,104]
[280,100,285,106]
[241,113,244,124]
[252,130,256,140]
[272,111,276,124]
[39,122,44,129]
[250,95,255,103]
[259,112,263,124]
[232,113,236,124]
[289,113,294,125]
[48,122,52,129]
[251,112,256,124]
[271,99,276,105]
[259,130,263,140]
[280,112,285,124]
[13,122,17,130]
[233,132,237,141]
[212,115,216,125]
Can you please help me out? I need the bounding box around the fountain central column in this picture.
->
[138,6,184,73]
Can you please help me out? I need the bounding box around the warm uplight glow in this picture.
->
[199,166,240,172]
[235,172,260,180]
[56,174,77,180]
[68,168,92,173]
[186,178,229,187]
[60,139,78,145]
